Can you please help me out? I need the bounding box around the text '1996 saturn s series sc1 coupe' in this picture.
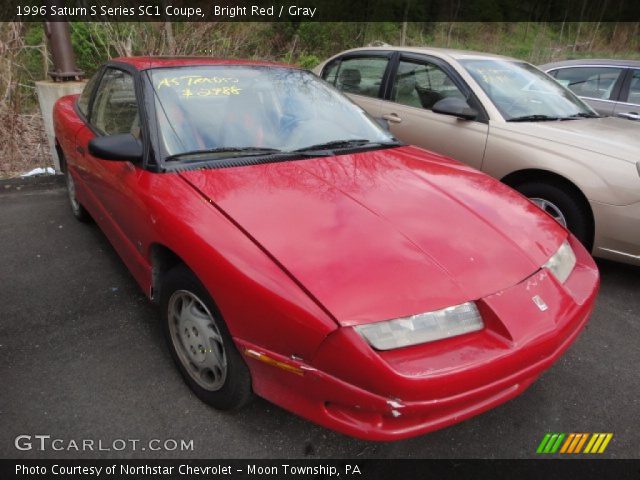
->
[53,57,599,441]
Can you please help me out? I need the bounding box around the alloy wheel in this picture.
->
[529,197,568,227]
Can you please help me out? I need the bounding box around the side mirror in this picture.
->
[432,97,478,120]
[88,134,142,162]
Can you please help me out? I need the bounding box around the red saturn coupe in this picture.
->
[53,57,599,441]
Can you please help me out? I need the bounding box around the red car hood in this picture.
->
[179,146,567,326]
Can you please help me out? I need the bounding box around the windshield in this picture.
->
[147,66,394,161]
[459,59,597,121]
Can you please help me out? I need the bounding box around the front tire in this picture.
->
[160,265,253,410]
[515,181,592,249]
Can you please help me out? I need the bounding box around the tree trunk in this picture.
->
[164,22,176,55]
[589,0,608,51]
[447,0,460,47]
[42,29,48,80]
[400,0,410,46]
[573,0,587,52]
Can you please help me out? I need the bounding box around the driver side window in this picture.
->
[392,59,466,110]
[90,68,140,137]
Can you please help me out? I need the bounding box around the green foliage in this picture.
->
[68,23,111,75]
[292,22,362,56]
[21,24,45,78]
[13,21,640,113]
[298,54,321,69]
[12,24,46,111]
[362,22,401,45]
[292,53,321,69]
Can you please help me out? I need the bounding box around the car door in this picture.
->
[321,52,393,122]
[378,54,489,170]
[549,66,626,116]
[64,69,102,212]
[74,66,152,287]
[613,68,640,121]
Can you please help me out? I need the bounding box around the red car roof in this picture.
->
[111,56,296,70]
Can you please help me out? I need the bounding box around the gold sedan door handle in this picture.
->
[382,113,402,123]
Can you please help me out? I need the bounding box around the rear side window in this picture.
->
[77,71,101,117]
[90,68,140,137]
[554,66,623,100]
[322,60,340,85]
[327,57,389,99]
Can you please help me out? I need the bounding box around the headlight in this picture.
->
[543,239,576,283]
[355,302,483,351]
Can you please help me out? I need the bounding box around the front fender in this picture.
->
[142,173,337,362]
[484,125,640,206]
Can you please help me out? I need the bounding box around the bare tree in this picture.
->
[400,0,411,46]
[573,0,587,52]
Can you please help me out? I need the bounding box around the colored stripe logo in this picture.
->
[537,433,613,454]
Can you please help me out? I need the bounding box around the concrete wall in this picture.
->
[36,80,85,172]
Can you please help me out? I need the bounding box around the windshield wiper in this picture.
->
[292,139,400,153]
[165,139,401,166]
[563,112,601,119]
[507,115,562,122]
[166,147,283,163]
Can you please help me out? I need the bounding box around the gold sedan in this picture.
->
[314,47,640,266]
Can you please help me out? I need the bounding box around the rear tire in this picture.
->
[160,264,253,410]
[515,181,592,249]
[65,169,90,222]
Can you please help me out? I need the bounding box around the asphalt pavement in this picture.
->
[1,181,638,459]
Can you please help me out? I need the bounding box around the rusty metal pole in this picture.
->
[43,1,83,81]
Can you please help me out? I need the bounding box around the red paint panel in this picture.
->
[181,146,566,325]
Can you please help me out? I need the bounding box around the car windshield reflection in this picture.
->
[147,66,393,161]
[459,59,597,121]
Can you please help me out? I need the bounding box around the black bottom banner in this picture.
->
[2,459,640,480]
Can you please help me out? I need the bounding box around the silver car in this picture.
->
[540,59,640,121]
[314,47,640,266]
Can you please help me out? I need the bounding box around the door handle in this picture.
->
[616,112,640,121]
[382,113,402,123]
[76,145,85,155]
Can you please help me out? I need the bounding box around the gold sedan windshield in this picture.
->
[460,59,598,121]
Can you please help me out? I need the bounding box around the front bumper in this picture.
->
[237,236,599,441]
